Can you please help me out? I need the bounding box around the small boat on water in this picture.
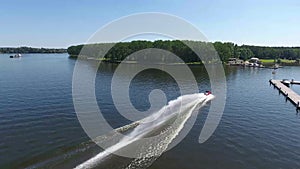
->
[281,79,291,87]
[272,70,276,74]
[9,54,22,58]
[269,64,282,69]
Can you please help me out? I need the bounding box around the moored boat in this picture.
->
[9,53,22,58]
[281,79,291,87]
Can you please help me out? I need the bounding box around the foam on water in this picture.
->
[75,93,214,169]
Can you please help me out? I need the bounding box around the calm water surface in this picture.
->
[1,54,300,169]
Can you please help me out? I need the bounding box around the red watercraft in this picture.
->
[204,91,211,96]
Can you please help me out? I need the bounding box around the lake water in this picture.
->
[1,54,300,169]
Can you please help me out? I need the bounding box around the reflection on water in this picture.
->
[1,54,300,169]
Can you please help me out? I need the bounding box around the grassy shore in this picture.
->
[260,59,300,66]
[260,59,295,63]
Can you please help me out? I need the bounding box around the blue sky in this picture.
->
[1,0,300,48]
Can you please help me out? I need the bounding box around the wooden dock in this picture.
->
[269,79,300,109]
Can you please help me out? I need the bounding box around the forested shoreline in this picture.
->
[0,47,67,54]
[67,40,300,63]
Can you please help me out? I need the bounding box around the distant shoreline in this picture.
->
[1,52,68,54]
[0,47,67,54]
[67,40,300,67]
[69,55,205,65]
[69,55,300,67]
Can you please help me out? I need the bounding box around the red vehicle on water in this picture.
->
[205,91,211,96]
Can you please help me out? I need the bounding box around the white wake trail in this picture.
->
[75,93,214,169]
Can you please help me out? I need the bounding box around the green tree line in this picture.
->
[0,47,67,53]
[67,40,300,63]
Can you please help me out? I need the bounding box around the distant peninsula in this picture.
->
[0,47,67,54]
[67,40,300,65]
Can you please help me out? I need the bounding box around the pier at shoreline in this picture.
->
[269,79,300,109]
